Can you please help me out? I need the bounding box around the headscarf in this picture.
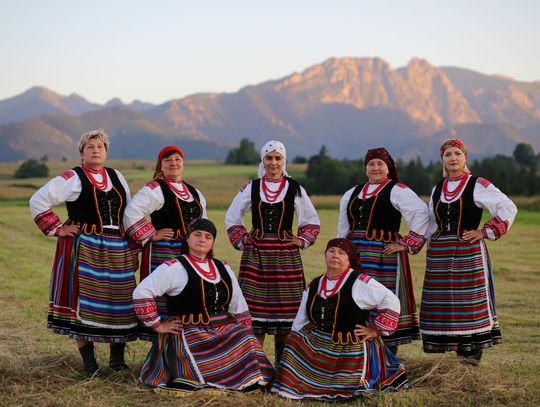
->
[153,145,185,179]
[364,147,399,182]
[439,138,470,177]
[187,218,217,239]
[257,140,289,178]
[325,238,361,271]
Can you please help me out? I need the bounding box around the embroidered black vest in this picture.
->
[346,181,401,242]
[432,175,483,238]
[166,256,232,325]
[150,179,202,239]
[66,167,127,235]
[307,271,370,345]
[250,177,300,240]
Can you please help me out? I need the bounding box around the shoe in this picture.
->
[78,342,102,377]
[109,343,128,371]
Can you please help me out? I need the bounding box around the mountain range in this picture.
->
[1,57,539,162]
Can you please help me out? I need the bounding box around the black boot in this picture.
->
[109,343,128,371]
[78,342,101,377]
[457,348,483,366]
[274,341,285,367]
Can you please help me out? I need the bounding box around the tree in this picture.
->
[14,159,49,178]
[225,138,259,165]
[513,143,537,174]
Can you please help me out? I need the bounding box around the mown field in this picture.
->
[0,160,539,406]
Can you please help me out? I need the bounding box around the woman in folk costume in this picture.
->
[225,140,320,363]
[133,218,273,392]
[337,147,429,353]
[29,129,138,377]
[420,139,517,365]
[271,238,407,401]
[123,145,206,338]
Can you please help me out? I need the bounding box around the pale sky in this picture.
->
[1,0,538,104]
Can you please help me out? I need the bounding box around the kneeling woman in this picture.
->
[271,238,407,401]
[133,218,273,391]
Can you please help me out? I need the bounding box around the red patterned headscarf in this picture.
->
[364,147,399,182]
[325,238,361,271]
[153,145,185,179]
[440,139,467,158]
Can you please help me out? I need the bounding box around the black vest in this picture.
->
[150,179,202,239]
[166,256,232,325]
[307,271,370,345]
[346,181,401,242]
[66,167,127,235]
[432,175,483,238]
[250,177,300,240]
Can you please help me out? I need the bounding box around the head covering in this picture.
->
[439,139,470,177]
[257,140,289,178]
[364,147,399,182]
[187,218,217,239]
[153,145,185,179]
[325,238,360,271]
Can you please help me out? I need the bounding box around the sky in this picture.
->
[1,0,539,105]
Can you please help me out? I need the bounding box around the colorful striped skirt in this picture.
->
[48,231,138,343]
[139,239,184,340]
[271,325,408,401]
[420,234,502,353]
[349,230,419,345]
[140,314,273,390]
[238,233,305,335]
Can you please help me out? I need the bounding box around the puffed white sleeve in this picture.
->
[295,185,320,249]
[29,170,82,236]
[425,186,439,240]
[474,178,518,240]
[224,263,252,325]
[133,260,188,329]
[225,182,252,250]
[115,170,132,202]
[123,182,165,244]
[195,188,208,218]
[337,187,355,238]
[390,184,429,254]
[291,288,311,332]
[352,274,401,336]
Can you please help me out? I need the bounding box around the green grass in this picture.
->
[1,161,540,406]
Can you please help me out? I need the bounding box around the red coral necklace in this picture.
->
[362,178,390,200]
[262,176,286,202]
[82,164,108,191]
[442,174,468,201]
[187,254,217,280]
[319,268,349,298]
[163,177,191,200]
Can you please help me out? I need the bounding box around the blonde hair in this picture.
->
[78,129,110,152]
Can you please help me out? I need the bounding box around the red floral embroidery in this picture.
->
[164,258,179,266]
[145,180,160,189]
[60,170,75,180]
[398,230,426,254]
[396,183,408,189]
[227,225,248,249]
[484,216,509,240]
[477,177,492,188]
[34,209,62,236]
[358,273,372,283]
[127,218,155,242]
[297,224,320,246]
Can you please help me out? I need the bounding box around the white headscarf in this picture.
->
[257,140,288,178]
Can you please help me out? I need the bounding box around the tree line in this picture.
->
[226,139,540,196]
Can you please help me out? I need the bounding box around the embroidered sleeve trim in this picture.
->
[484,216,509,240]
[145,180,160,189]
[126,218,156,242]
[358,273,372,283]
[234,310,252,326]
[60,170,75,180]
[297,224,320,247]
[398,230,427,254]
[370,308,400,335]
[34,209,62,236]
[477,177,492,188]
[133,298,160,328]
[227,225,248,250]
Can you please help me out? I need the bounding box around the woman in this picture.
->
[133,218,273,392]
[29,129,138,377]
[271,238,407,401]
[225,140,320,363]
[337,147,429,351]
[420,139,517,365]
[123,145,206,336]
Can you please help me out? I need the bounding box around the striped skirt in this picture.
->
[271,325,408,401]
[349,230,419,345]
[48,231,138,343]
[139,240,184,340]
[420,234,502,353]
[140,314,273,390]
[238,234,305,335]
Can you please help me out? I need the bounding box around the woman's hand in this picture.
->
[152,228,175,241]
[57,224,80,237]
[354,324,379,340]
[243,235,255,246]
[382,243,405,255]
[462,229,484,243]
[291,237,303,248]
[154,319,183,334]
